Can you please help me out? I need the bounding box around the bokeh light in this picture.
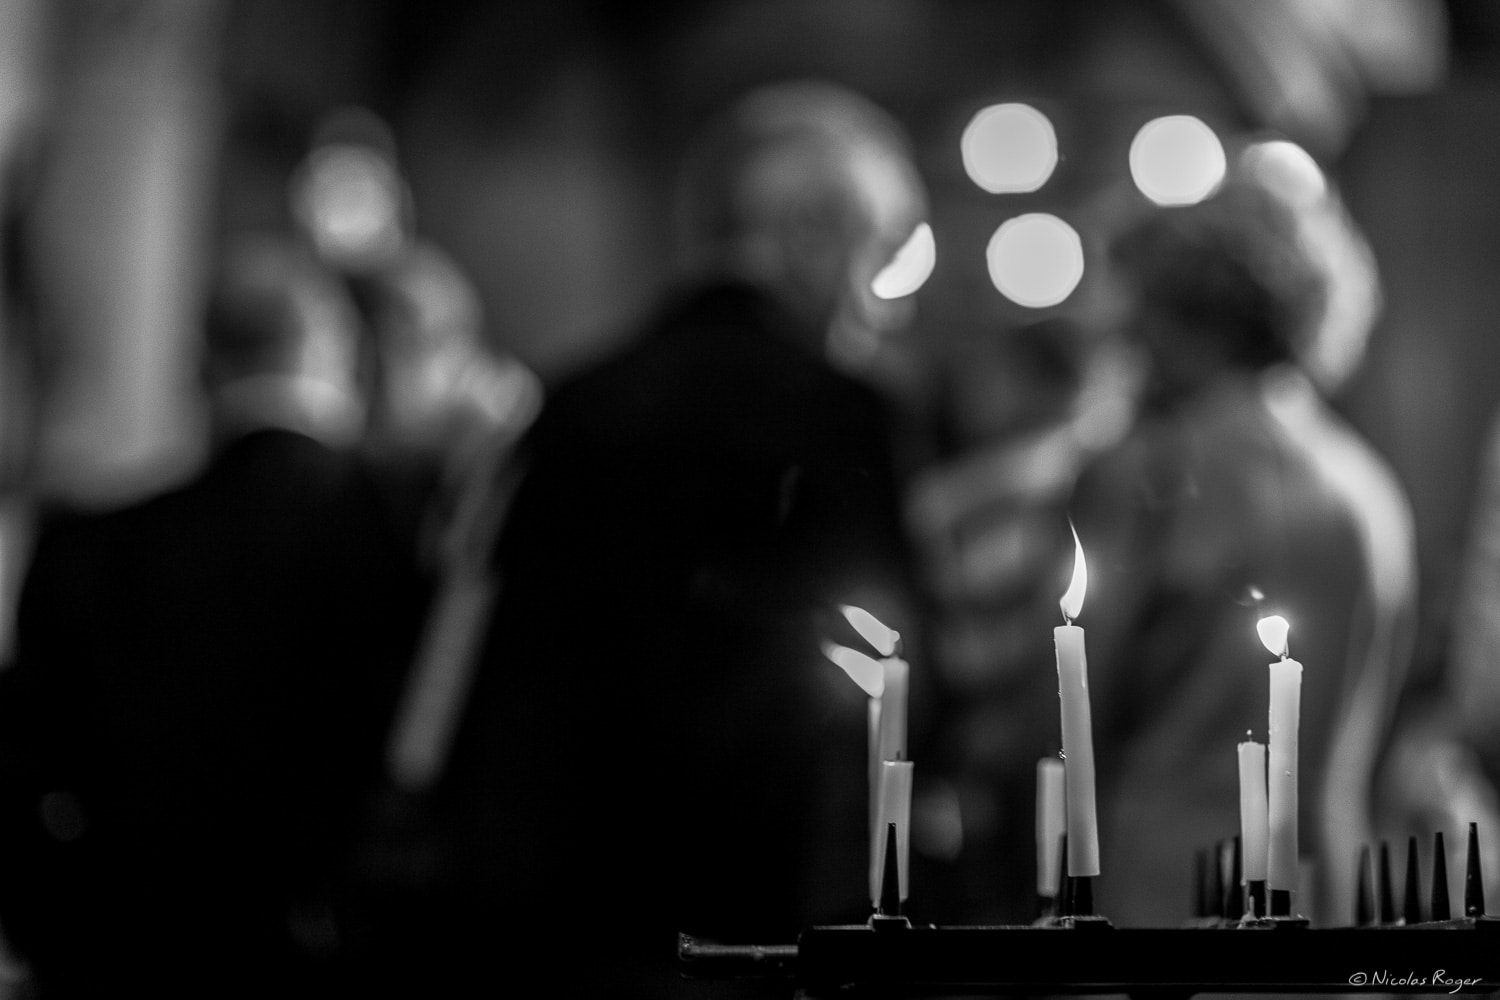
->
[1129,115,1226,206]
[986,213,1085,308]
[1240,139,1327,209]
[960,103,1058,194]
[871,222,936,300]
[291,142,407,268]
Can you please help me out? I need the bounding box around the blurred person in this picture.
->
[347,238,542,574]
[287,108,555,975]
[0,235,426,997]
[288,107,543,576]
[364,79,933,996]
[335,239,544,952]
[1063,160,1418,927]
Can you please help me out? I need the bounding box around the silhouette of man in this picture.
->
[388,80,932,995]
[0,236,426,997]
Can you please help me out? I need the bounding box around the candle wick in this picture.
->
[1062,614,1073,627]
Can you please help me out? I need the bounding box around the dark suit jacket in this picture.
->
[405,281,918,993]
[0,428,426,997]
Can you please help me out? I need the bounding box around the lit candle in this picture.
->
[870,758,914,906]
[1237,737,1269,886]
[830,605,910,895]
[821,639,884,828]
[1257,614,1302,896]
[1055,524,1099,877]
[1036,755,1066,897]
[840,605,908,769]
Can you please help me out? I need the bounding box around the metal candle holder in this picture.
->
[679,823,1500,996]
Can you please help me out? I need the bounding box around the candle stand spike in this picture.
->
[1433,829,1451,921]
[1054,834,1070,917]
[1466,821,1486,918]
[1045,866,1111,929]
[1055,876,1111,929]
[1069,873,1093,917]
[1056,875,1073,919]
[1403,834,1422,925]
[1378,840,1396,924]
[1226,835,1244,920]
[1194,847,1211,919]
[1256,889,1308,926]
[1355,844,1374,926]
[1186,845,1233,928]
[870,821,910,930]
[1209,843,1226,920]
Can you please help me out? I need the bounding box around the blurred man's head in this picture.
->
[350,240,542,460]
[201,235,364,445]
[675,80,930,364]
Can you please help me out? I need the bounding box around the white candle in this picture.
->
[1056,524,1099,877]
[838,604,907,770]
[1258,615,1302,893]
[1036,756,1066,896]
[876,654,909,767]
[827,606,910,889]
[821,638,885,832]
[867,696,881,833]
[870,655,908,899]
[870,759,914,905]
[1237,738,1269,883]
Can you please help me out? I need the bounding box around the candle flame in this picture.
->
[1256,615,1290,658]
[839,604,900,658]
[1059,522,1087,622]
[822,640,885,698]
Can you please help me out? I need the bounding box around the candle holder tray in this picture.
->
[679,917,1500,997]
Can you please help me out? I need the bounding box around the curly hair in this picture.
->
[1109,177,1329,372]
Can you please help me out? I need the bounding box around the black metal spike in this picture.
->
[1209,839,1226,919]
[1194,847,1210,918]
[1069,874,1094,917]
[1403,835,1422,924]
[878,821,901,916]
[1225,835,1244,919]
[1466,821,1486,918]
[1379,841,1396,923]
[1432,830,1451,921]
[1355,844,1374,926]
[1057,833,1070,916]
